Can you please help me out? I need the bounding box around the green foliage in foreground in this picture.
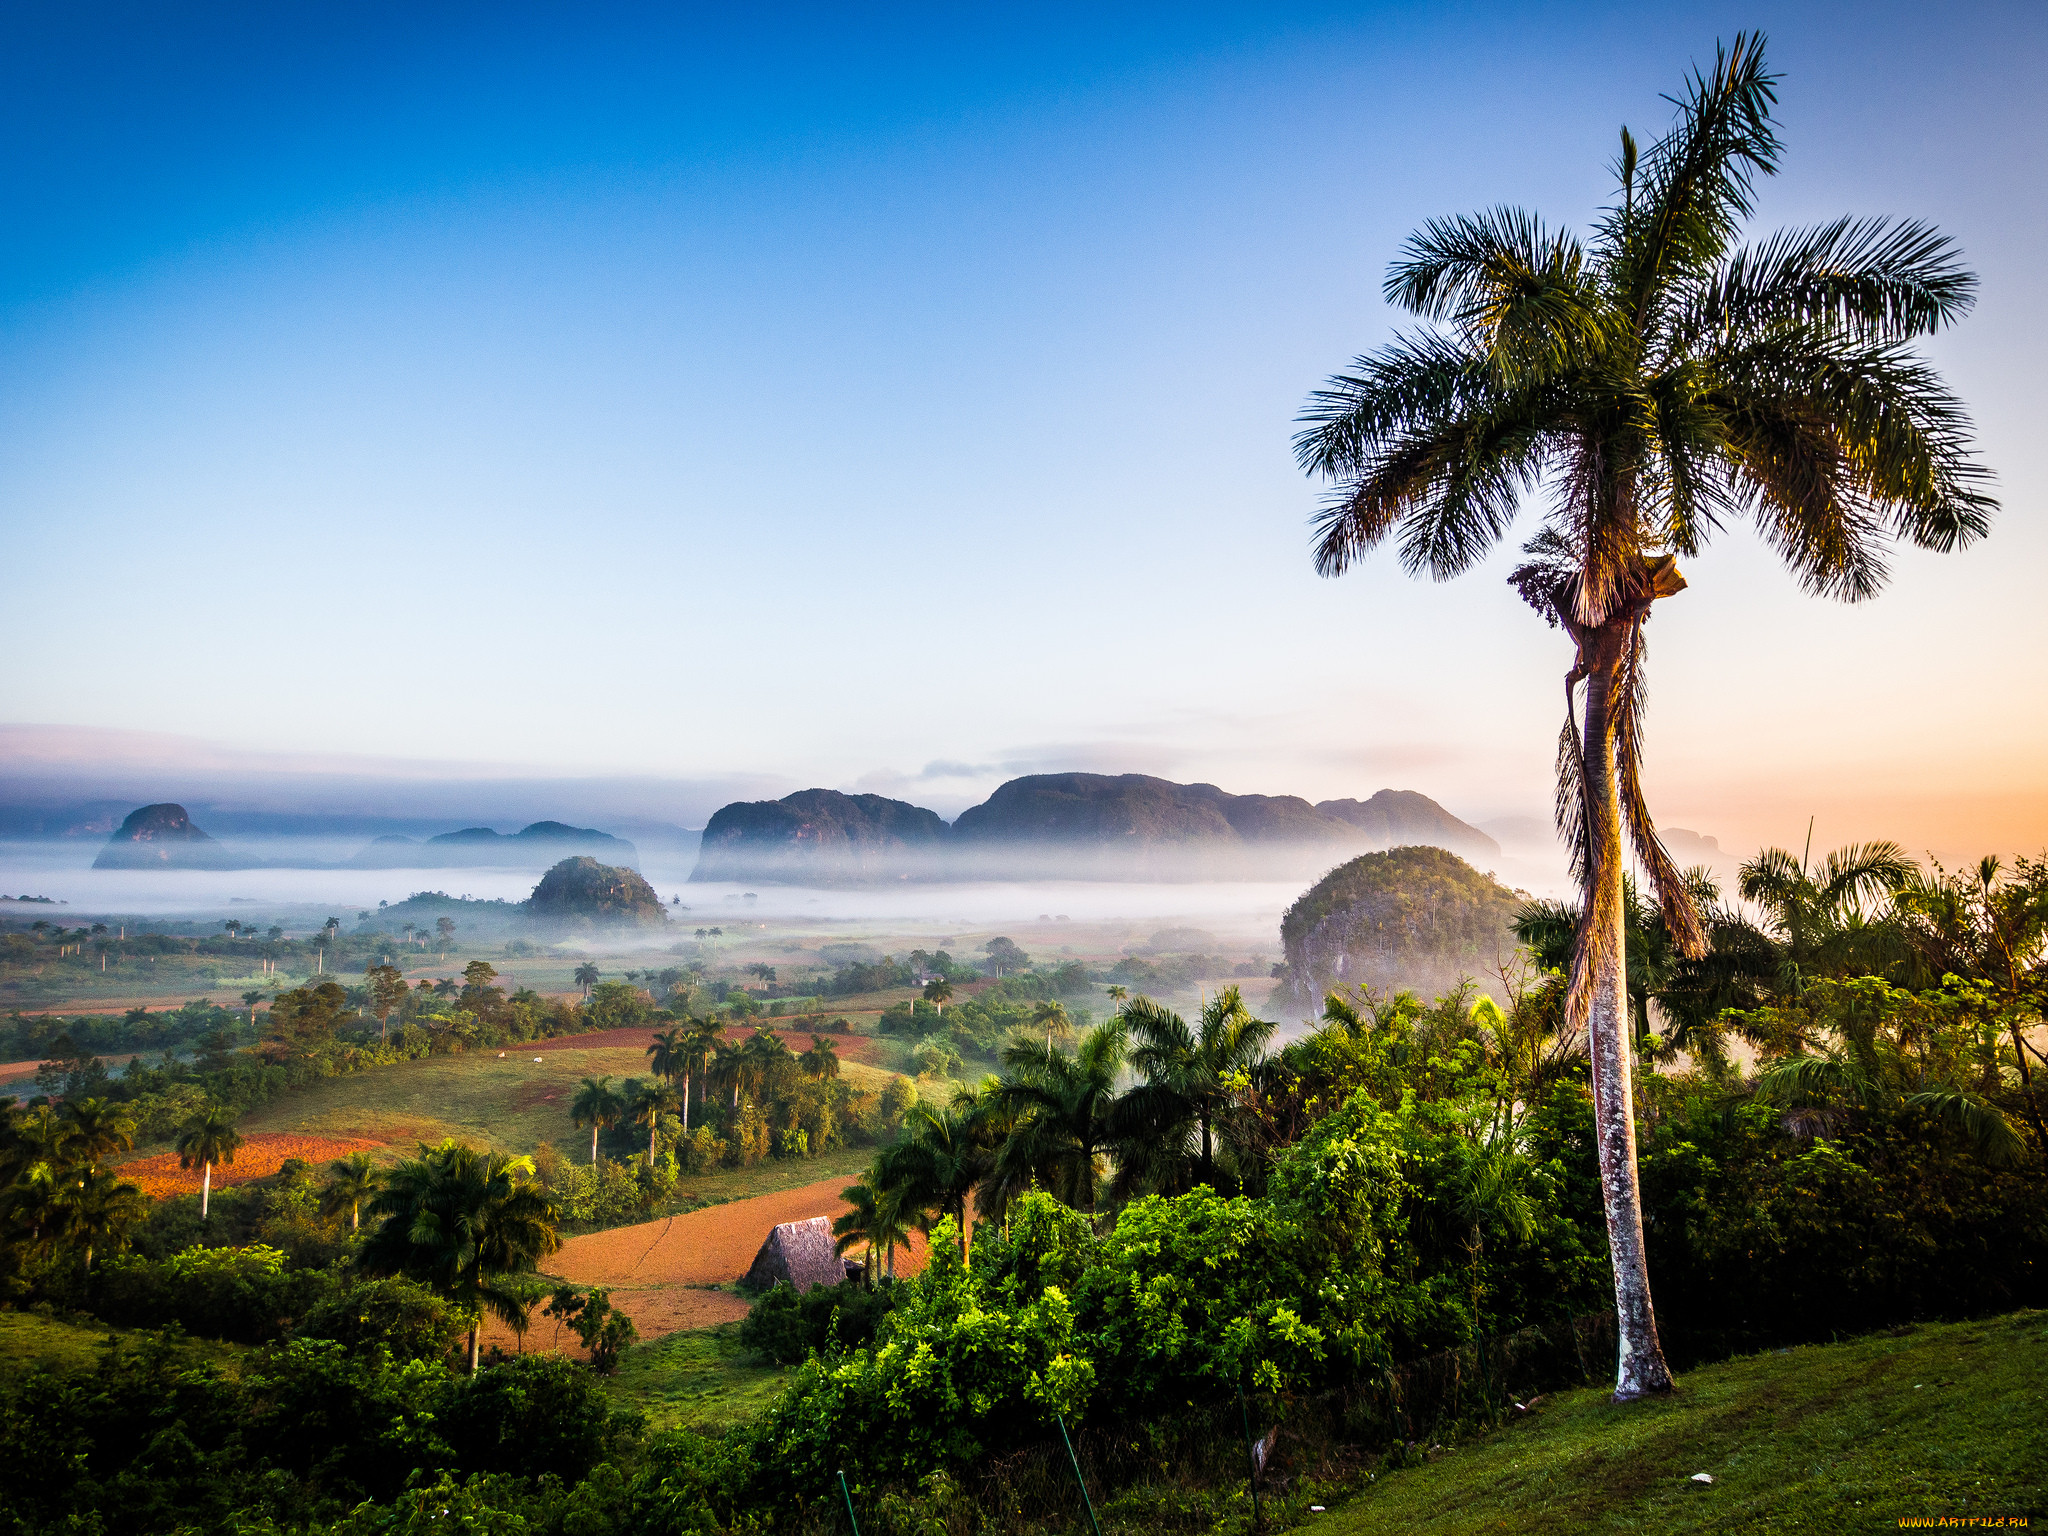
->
[1316,1310,2047,1534]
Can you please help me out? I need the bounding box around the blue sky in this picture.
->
[1,2,2043,856]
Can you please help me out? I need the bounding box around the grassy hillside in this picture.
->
[1314,1311,2046,1534]
[0,1311,244,1376]
[603,1321,790,1430]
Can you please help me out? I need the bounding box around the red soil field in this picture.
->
[537,1022,889,1067]
[482,1173,929,1354]
[117,1133,385,1198]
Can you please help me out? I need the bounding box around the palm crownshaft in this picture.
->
[1296,35,1991,1401]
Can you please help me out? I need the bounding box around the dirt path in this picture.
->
[486,1173,928,1353]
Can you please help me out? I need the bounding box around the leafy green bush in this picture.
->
[740,1278,896,1365]
[294,1275,466,1363]
[434,1353,631,1482]
[94,1243,336,1343]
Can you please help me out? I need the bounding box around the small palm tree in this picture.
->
[1113,987,1275,1195]
[321,1151,383,1232]
[175,1104,243,1219]
[1030,999,1074,1052]
[800,1035,840,1081]
[833,1179,915,1285]
[361,1139,562,1372]
[571,1076,623,1165]
[61,1166,147,1271]
[1740,837,1915,989]
[627,1079,679,1167]
[1105,984,1129,1010]
[991,1022,1128,1217]
[59,1098,136,1169]
[875,1100,987,1264]
[573,963,600,998]
[240,989,264,1024]
[1295,35,1992,1400]
[922,978,954,1014]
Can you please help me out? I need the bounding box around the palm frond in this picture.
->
[1605,31,1781,315]
[1384,207,1605,382]
[1902,1087,2026,1167]
[1692,217,1977,343]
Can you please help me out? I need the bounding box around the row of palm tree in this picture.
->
[1,1097,150,1271]
[567,1020,844,1167]
[830,987,1278,1279]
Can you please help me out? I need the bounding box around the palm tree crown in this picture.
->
[361,1138,561,1371]
[1113,987,1275,1196]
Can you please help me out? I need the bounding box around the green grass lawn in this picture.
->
[1311,1310,2047,1534]
[603,1321,788,1430]
[0,1310,245,1376]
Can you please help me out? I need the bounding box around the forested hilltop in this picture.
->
[692,775,1499,884]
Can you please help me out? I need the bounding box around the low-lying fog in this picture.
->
[0,832,1580,957]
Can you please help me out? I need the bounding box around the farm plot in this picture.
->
[118,1133,384,1197]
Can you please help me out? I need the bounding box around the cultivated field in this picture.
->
[234,1022,903,1159]
[117,1132,384,1197]
[485,1173,930,1354]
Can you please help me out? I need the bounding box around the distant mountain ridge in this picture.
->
[689,775,1498,884]
[347,820,639,869]
[91,803,254,871]
[694,790,947,882]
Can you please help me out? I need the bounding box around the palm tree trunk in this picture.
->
[201,1161,211,1219]
[681,1069,690,1133]
[591,1124,600,1165]
[648,1122,657,1168]
[1581,620,1675,1401]
[469,1322,480,1373]
[352,1199,360,1233]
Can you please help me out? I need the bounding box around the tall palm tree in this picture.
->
[646,1025,686,1086]
[571,1076,623,1165]
[573,963,600,999]
[175,1104,243,1219]
[833,1179,914,1286]
[1294,35,1991,1400]
[627,1079,679,1167]
[240,989,265,1025]
[1113,987,1275,1196]
[361,1139,562,1372]
[875,1101,987,1264]
[1030,999,1074,1052]
[322,1151,383,1232]
[680,1015,724,1131]
[991,1022,1128,1217]
[1105,984,1128,1010]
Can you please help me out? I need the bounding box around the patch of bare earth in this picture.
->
[482,1173,928,1356]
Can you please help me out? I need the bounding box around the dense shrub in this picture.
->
[94,1244,336,1343]
[740,1278,896,1364]
[434,1353,631,1482]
